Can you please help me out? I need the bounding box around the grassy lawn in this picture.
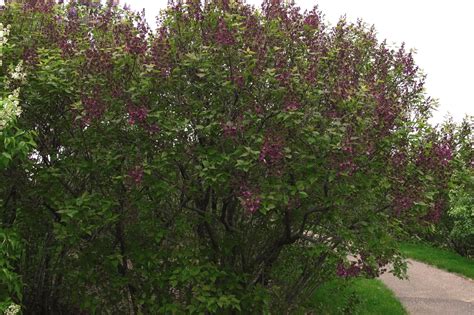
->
[400,242,474,279]
[309,278,406,315]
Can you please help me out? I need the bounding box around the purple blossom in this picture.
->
[433,142,453,167]
[85,48,113,73]
[188,0,203,20]
[145,123,161,134]
[128,106,149,125]
[23,0,55,13]
[239,186,261,214]
[22,47,39,66]
[231,74,245,88]
[106,0,119,7]
[128,166,144,185]
[68,6,78,19]
[393,195,414,216]
[215,19,235,46]
[303,11,320,28]
[304,65,317,83]
[275,55,291,85]
[425,199,444,223]
[284,100,301,111]
[150,28,172,76]
[336,262,361,278]
[391,151,406,168]
[396,44,418,77]
[82,94,106,122]
[221,0,230,11]
[338,160,357,175]
[259,136,285,166]
[222,121,239,138]
[125,33,148,55]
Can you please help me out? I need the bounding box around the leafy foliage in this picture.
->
[447,119,473,257]
[0,19,34,314]
[0,0,462,313]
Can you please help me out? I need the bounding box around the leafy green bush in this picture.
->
[0,0,456,313]
[447,120,473,257]
[0,20,34,314]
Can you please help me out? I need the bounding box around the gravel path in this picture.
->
[380,259,474,315]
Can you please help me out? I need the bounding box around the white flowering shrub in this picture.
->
[0,23,10,67]
[0,21,32,314]
[4,303,21,315]
[1,23,24,131]
[0,89,22,130]
[0,21,33,168]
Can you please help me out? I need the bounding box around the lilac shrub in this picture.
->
[0,0,462,313]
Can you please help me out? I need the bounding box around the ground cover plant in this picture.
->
[0,0,467,313]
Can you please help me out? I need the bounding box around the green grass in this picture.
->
[400,242,474,279]
[309,278,406,315]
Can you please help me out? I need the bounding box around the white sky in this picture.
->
[124,0,473,125]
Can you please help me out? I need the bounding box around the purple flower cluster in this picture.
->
[262,0,286,20]
[114,18,149,56]
[187,0,203,21]
[425,198,444,223]
[284,100,301,111]
[391,151,407,168]
[275,53,291,86]
[303,11,320,29]
[144,123,160,134]
[128,106,149,125]
[336,262,361,278]
[221,121,240,138]
[239,186,261,214]
[338,160,357,175]
[128,165,144,185]
[230,73,245,89]
[68,6,78,19]
[125,33,148,56]
[393,194,414,216]
[259,135,285,166]
[416,139,453,171]
[85,47,113,73]
[23,0,55,13]
[22,47,39,66]
[106,0,119,8]
[337,255,388,279]
[215,19,235,46]
[82,94,105,123]
[59,37,76,57]
[374,90,397,133]
[126,105,159,134]
[396,44,418,77]
[433,142,453,167]
[151,28,172,77]
[338,139,358,175]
